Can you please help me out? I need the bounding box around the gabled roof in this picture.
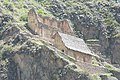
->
[57,32,95,56]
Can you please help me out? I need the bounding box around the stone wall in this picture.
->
[28,8,74,41]
[54,32,92,63]
[28,8,40,35]
[68,49,92,63]
[38,14,73,33]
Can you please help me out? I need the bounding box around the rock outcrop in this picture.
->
[0,26,92,80]
[0,26,118,80]
[111,37,120,65]
[0,25,119,80]
[5,40,92,80]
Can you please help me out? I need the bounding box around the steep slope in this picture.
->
[0,24,119,80]
[41,0,120,65]
[0,0,120,80]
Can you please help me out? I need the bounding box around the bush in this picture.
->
[3,0,14,12]
[36,9,46,16]
[35,0,45,2]
[0,44,12,55]
[20,14,28,21]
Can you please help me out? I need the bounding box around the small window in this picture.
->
[62,50,64,53]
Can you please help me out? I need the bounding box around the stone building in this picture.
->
[53,32,95,63]
[28,8,74,41]
[28,8,96,63]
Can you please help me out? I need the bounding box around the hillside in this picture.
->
[37,0,120,65]
[0,0,120,80]
[43,0,120,60]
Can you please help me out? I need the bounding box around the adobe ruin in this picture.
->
[28,8,74,42]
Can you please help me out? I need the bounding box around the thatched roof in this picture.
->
[57,32,95,56]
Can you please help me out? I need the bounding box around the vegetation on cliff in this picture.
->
[0,0,120,80]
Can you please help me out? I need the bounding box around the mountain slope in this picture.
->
[0,0,120,80]
[41,0,120,64]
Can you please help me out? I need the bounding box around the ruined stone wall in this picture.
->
[28,8,41,35]
[37,14,72,34]
[28,8,74,43]
[58,20,72,33]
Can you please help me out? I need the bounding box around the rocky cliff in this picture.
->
[0,26,93,80]
[0,0,120,80]
[0,25,119,80]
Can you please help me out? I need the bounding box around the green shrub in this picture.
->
[3,0,15,12]
[0,45,13,58]
[20,14,28,21]
[92,75,101,80]
[36,9,46,16]
[103,62,120,71]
